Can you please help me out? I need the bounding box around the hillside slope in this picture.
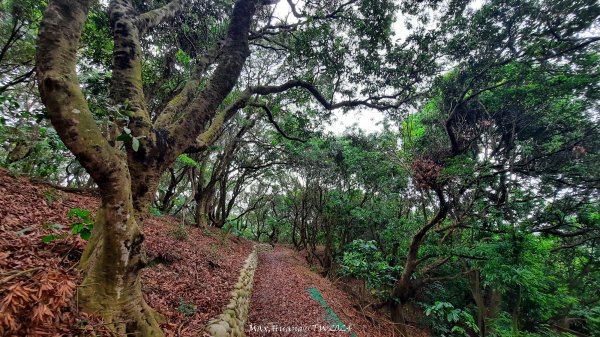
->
[0,169,253,336]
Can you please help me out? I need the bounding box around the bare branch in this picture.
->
[0,67,34,93]
[249,102,306,142]
[251,80,409,110]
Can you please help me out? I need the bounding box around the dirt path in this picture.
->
[247,246,395,337]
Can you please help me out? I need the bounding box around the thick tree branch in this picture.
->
[139,0,183,34]
[249,102,306,142]
[159,0,261,162]
[185,93,252,153]
[109,0,151,134]
[551,236,600,251]
[393,188,448,300]
[36,0,126,194]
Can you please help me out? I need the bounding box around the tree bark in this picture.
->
[390,188,448,332]
[79,181,164,335]
[469,269,487,337]
[36,0,262,335]
[195,188,214,228]
[389,301,408,336]
[158,167,188,213]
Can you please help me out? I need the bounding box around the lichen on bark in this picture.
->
[36,0,264,335]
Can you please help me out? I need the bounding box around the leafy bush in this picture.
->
[148,207,162,216]
[176,298,196,317]
[169,223,189,240]
[42,188,61,205]
[488,313,565,337]
[424,301,479,337]
[339,239,399,298]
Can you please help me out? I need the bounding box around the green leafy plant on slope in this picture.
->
[42,208,94,242]
[339,239,399,298]
[425,301,480,337]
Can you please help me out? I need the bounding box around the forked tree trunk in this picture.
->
[36,1,163,334]
[470,270,487,337]
[390,280,412,336]
[36,0,261,335]
[390,300,408,336]
[468,269,501,337]
[511,285,522,334]
[390,189,448,334]
[79,181,164,335]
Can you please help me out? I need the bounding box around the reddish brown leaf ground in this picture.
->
[0,169,253,336]
[248,246,411,337]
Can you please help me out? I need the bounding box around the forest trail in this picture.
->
[0,169,408,337]
[247,246,399,337]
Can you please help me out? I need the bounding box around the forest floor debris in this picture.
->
[247,246,425,337]
[0,169,253,336]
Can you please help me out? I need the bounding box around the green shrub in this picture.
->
[148,207,161,216]
[424,301,479,337]
[42,208,94,242]
[176,298,196,317]
[339,239,399,298]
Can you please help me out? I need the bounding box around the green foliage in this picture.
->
[148,207,162,216]
[488,313,565,337]
[177,154,200,168]
[339,240,399,297]
[0,104,73,181]
[42,187,61,205]
[116,126,142,152]
[176,298,196,317]
[175,49,191,65]
[42,208,94,242]
[80,3,112,67]
[4,0,599,335]
[424,302,480,337]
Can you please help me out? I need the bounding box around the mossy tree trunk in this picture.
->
[195,189,214,228]
[36,0,261,335]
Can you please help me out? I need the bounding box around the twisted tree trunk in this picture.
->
[36,0,261,334]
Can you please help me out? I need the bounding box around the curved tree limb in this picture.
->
[250,79,410,110]
[249,102,306,142]
[159,0,261,161]
[139,0,184,34]
[185,93,253,153]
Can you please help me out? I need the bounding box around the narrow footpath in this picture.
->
[246,246,395,337]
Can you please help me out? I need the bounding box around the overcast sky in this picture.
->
[270,0,486,135]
